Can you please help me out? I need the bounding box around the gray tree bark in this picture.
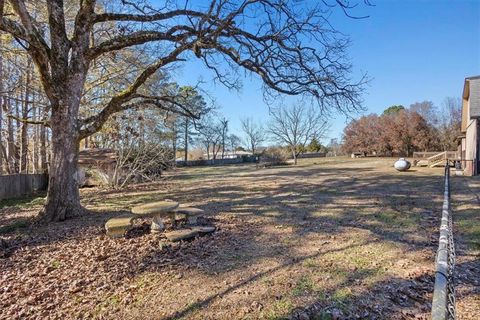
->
[184,118,188,162]
[20,65,31,173]
[0,55,3,174]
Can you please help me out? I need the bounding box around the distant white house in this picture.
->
[201,150,253,160]
[175,150,254,162]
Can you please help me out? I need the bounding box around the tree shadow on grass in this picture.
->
[0,161,456,319]
[161,239,378,320]
[1,164,443,261]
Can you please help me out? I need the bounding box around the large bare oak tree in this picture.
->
[0,0,366,222]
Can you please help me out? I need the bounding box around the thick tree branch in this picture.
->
[8,0,51,55]
[87,27,193,59]
[4,1,54,100]
[79,44,194,138]
[78,97,198,140]
[93,9,205,23]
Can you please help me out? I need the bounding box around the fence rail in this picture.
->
[413,151,459,159]
[176,155,258,167]
[431,164,456,320]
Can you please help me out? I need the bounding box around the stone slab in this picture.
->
[164,229,199,242]
[132,201,179,216]
[192,226,216,234]
[174,206,204,216]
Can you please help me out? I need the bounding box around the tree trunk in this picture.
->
[171,120,177,164]
[32,93,39,173]
[20,68,31,173]
[40,123,48,173]
[292,148,297,165]
[222,135,225,159]
[0,55,3,174]
[40,106,82,222]
[6,97,18,173]
[184,118,188,162]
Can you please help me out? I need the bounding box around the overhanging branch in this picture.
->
[7,114,50,127]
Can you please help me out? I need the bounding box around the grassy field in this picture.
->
[0,157,478,319]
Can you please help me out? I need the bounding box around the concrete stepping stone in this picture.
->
[164,226,216,242]
[164,229,199,242]
[192,226,216,234]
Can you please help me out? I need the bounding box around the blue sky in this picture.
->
[172,0,480,144]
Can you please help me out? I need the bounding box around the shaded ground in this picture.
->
[0,157,478,319]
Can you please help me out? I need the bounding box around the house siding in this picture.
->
[469,79,480,118]
[461,76,480,175]
[464,118,477,175]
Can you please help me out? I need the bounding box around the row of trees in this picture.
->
[171,103,330,165]
[0,42,212,175]
[342,99,462,156]
[0,35,51,175]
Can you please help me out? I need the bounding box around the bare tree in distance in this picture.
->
[328,138,343,157]
[438,97,462,151]
[196,116,217,160]
[219,117,228,159]
[409,101,438,126]
[240,117,266,155]
[227,133,242,154]
[0,0,367,222]
[268,104,329,164]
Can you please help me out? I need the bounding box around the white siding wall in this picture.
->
[465,119,477,161]
[469,79,480,118]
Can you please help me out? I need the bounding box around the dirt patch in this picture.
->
[0,157,478,319]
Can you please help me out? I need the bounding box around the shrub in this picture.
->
[258,147,289,167]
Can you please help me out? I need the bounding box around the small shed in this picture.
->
[78,148,117,186]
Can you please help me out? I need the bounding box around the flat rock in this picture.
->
[164,226,215,242]
[132,201,179,216]
[174,206,204,216]
[164,229,199,242]
[192,226,216,234]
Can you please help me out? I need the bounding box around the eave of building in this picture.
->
[461,75,480,133]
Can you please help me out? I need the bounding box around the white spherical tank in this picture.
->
[394,158,411,171]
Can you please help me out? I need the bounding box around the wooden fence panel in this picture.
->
[0,174,48,200]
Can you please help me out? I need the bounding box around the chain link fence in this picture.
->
[431,164,456,320]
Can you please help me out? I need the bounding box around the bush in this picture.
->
[258,147,290,167]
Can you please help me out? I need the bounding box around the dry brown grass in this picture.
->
[0,157,478,319]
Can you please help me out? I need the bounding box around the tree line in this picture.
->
[173,102,330,166]
[342,99,462,156]
[0,34,50,175]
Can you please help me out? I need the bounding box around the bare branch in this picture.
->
[88,27,193,59]
[7,113,50,127]
[93,9,205,23]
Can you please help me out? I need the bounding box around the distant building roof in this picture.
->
[462,76,480,128]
